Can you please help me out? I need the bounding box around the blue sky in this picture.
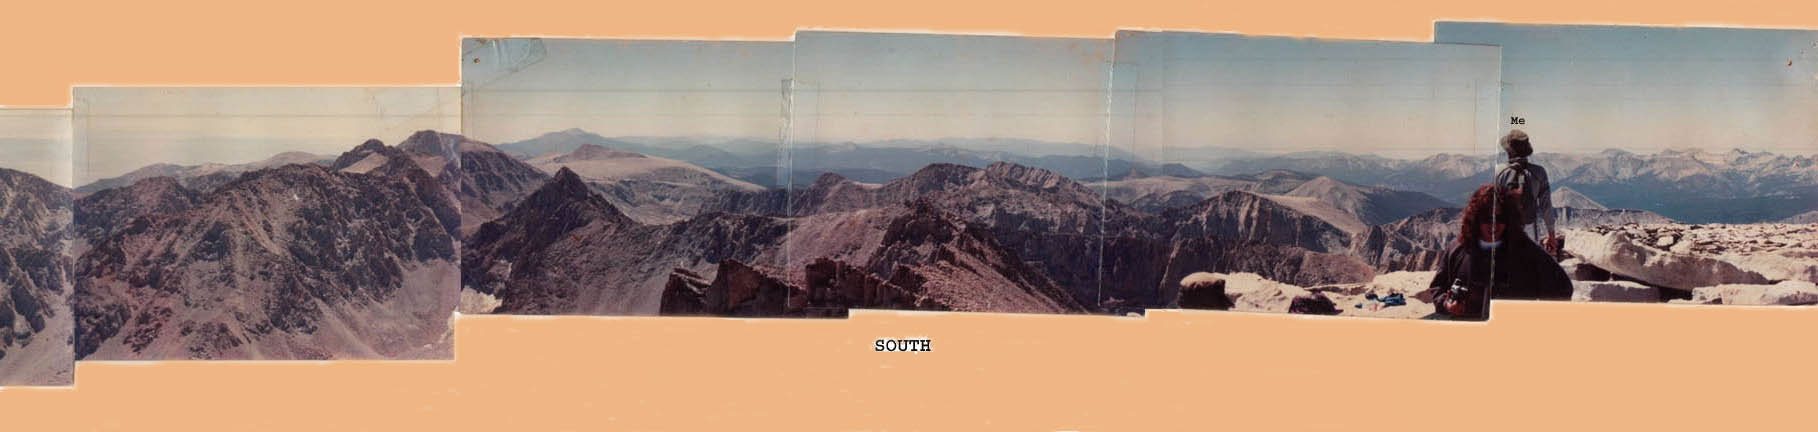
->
[1436,22,1818,155]
[789,31,1113,147]
[1110,31,1503,161]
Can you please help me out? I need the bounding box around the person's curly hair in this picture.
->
[1460,184,1525,246]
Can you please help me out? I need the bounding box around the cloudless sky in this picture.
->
[1436,22,1818,155]
[462,38,791,145]
[74,87,459,185]
[1111,31,1502,161]
[790,31,1113,148]
[0,109,74,187]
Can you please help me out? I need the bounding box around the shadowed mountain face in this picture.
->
[74,136,461,361]
[0,167,74,385]
[1347,208,1462,273]
[457,138,549,236]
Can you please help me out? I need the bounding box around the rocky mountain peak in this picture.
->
[330,139,398,171]
[397,130,461,158]
[494,168,633,233]
[810,172,853,189]
[982,162,1078,193]
[354,138,387,153]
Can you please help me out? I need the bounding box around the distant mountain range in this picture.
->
[75,151,332,197]
[495,129,1172,188]
[495,129,1818,224]
[1196,148,1818,224]
[1096,169,1453,226]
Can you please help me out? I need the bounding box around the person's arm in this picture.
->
[1429,248,1455,291]
[1537,166,1556,238]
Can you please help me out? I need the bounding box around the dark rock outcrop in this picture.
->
[1348,208,1462,272]
[73,176,201,248]
[1173,273,1231,310]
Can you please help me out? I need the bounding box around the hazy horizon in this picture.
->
[497,125,1818,162]
[73,87,460,184]
[461,38,790,146]
[789,31,1112,151]
[1110,31,1503,162]
[0,109,75,187]
[1435,22,1818,156]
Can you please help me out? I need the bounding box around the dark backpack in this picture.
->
[1500,161,1541,225]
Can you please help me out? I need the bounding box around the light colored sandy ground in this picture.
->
[0,301,74,387]
[1210,271,1439,319]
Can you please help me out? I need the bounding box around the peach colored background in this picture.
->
[3,1,1817,430]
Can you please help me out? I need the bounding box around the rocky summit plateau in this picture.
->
[1563,222,1818,305]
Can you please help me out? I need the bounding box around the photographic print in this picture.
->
[72,87,461,360]
[0,109,74,385]
[459,38,801,316]
[778,31,1116,315]
[1102,31,1503,320]
[1436,22,1818,306]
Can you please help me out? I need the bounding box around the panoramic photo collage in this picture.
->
[1,23,1814,386]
